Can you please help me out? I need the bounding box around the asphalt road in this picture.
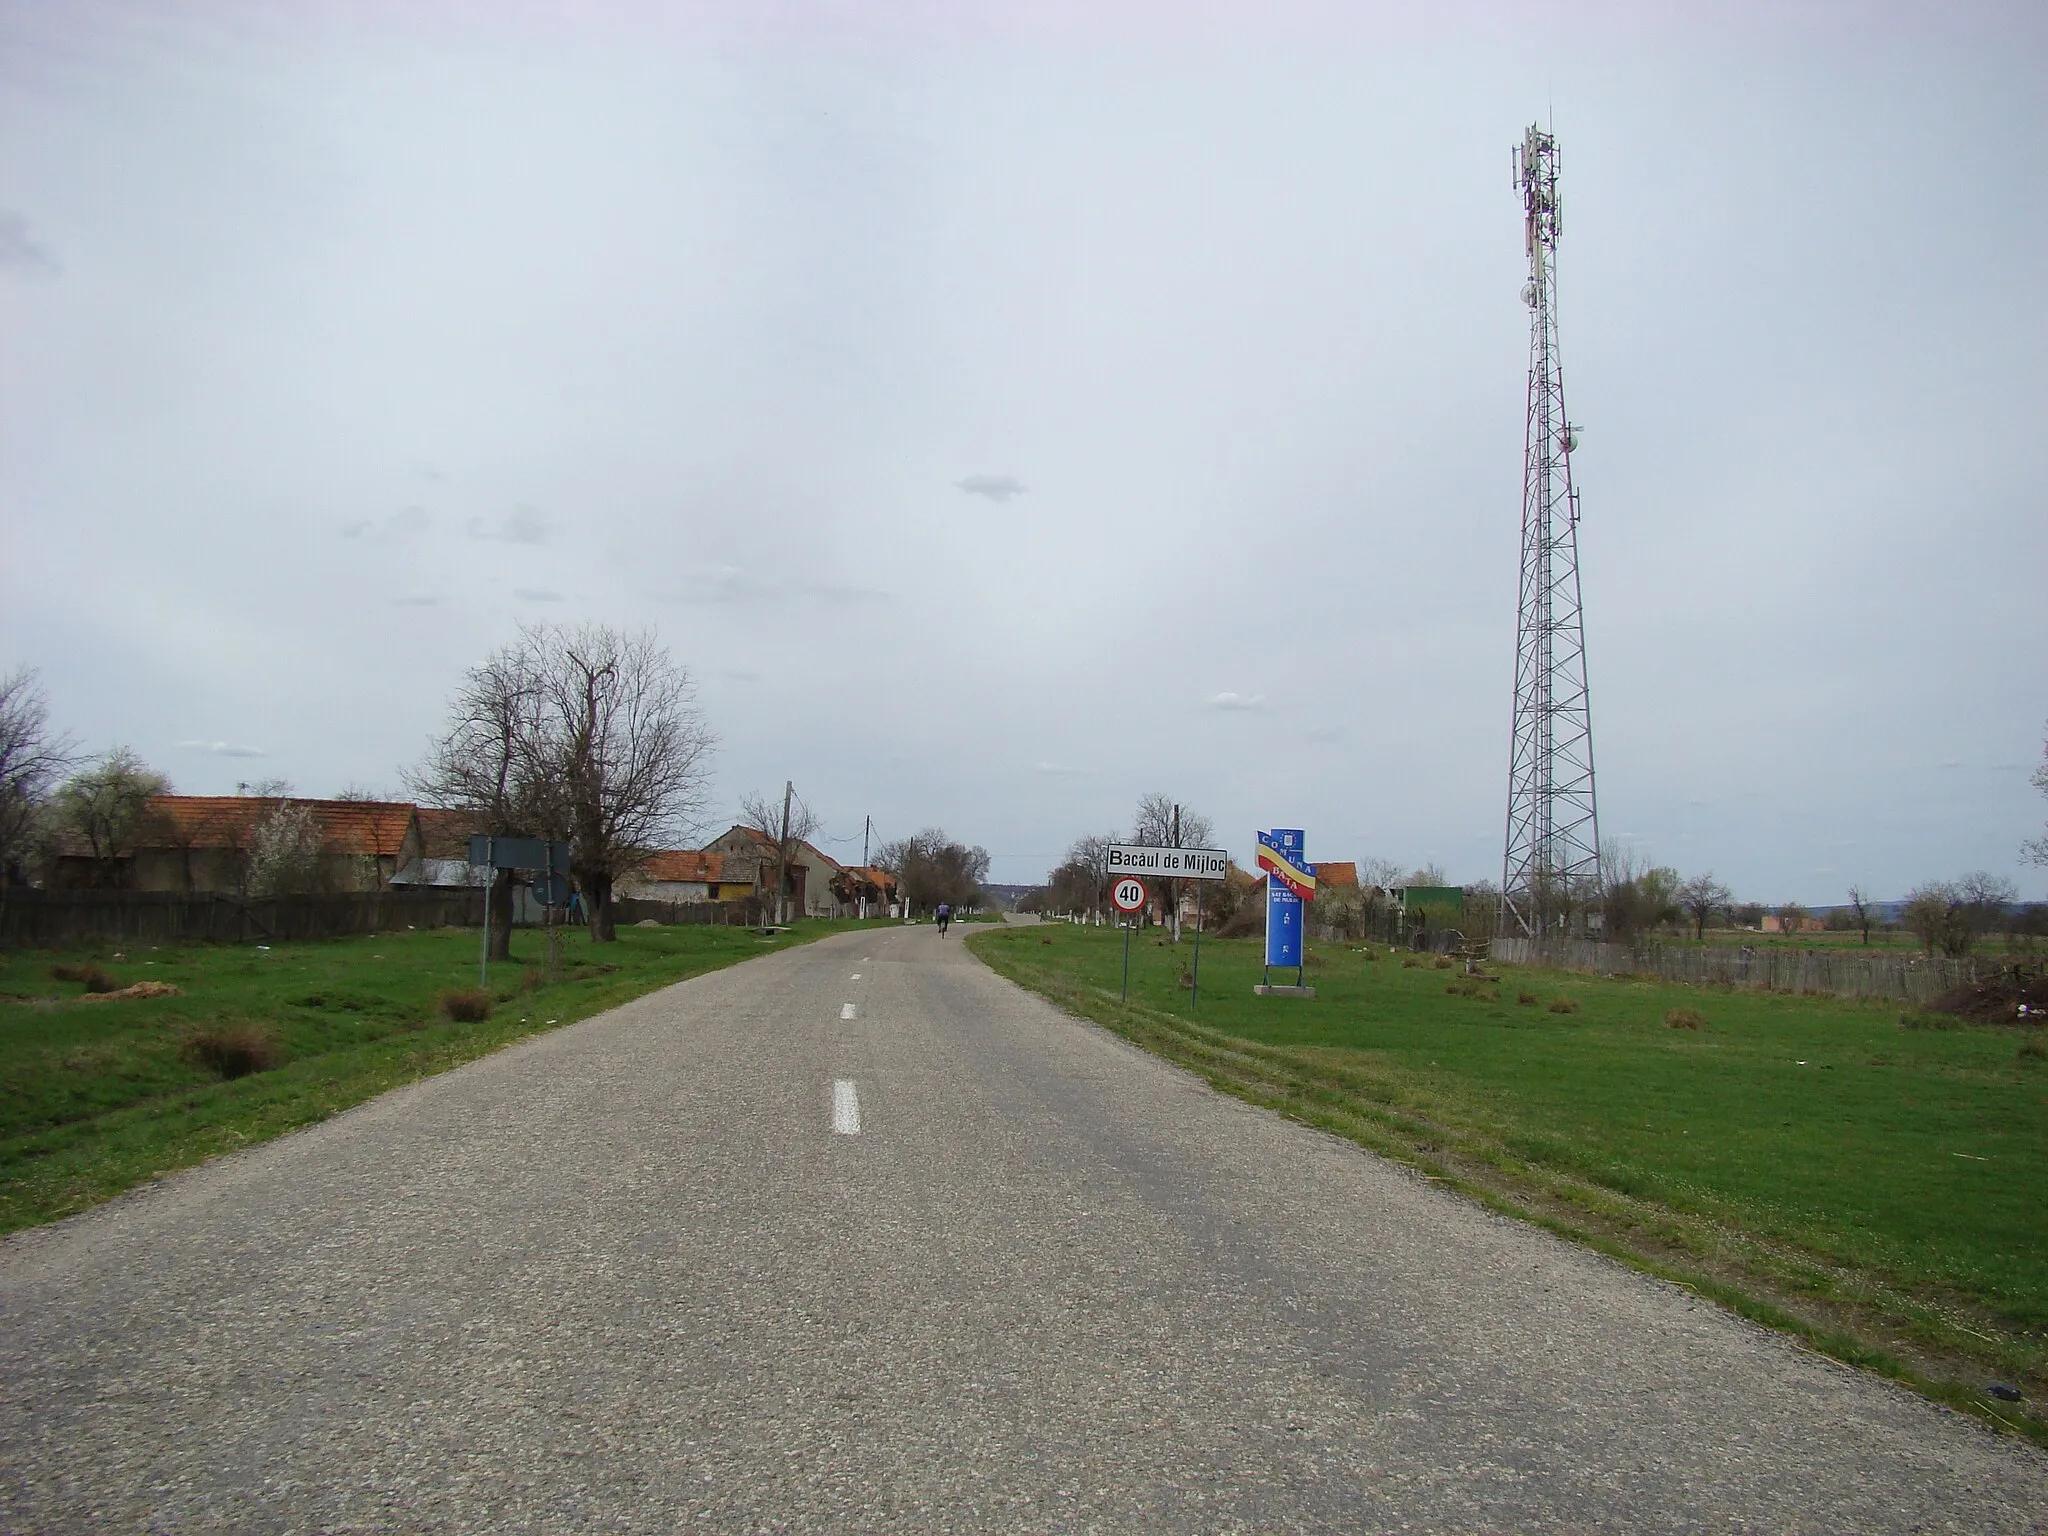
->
[3,920,2044,1533]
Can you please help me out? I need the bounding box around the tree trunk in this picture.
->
[585,869,617,942]
[489,869,515,961]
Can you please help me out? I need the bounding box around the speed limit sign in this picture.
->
[1111,876,1147,914]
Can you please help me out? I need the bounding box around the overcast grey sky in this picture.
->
[3,0,2043,903]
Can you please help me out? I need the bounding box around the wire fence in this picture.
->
[1488,935,1988,1005]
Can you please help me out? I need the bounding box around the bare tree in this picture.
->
[1676,872,1731,941]
[1059,832,1120,920]
[1903,884,1952,955]
[1357,856,1403,892]
[0,667,78,884]
[1600,843,1680,945]
[1128,793,1214,940]
[410,624,715,947]
[1774,901,1810,937]
[1845,885,1877,946]
[878,829,990,914]
[2027,722,2048,867]
[526,625,717,942]
[55,748,171,887]
[408,638,549,960]
[1404,863,1449,887]
[739,783,822,926]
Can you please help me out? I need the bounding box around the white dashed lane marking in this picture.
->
[832,1080,860,1135]
[841,1003,857,1020]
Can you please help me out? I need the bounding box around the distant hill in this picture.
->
[979,883,1038,910]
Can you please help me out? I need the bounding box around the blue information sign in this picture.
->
[1264,828,1307,968]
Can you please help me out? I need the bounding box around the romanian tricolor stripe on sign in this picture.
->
[1256,835,1316,901]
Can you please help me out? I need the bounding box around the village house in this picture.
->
[701,825,857,917]
[615,850,756,904]
[48,795,423,894]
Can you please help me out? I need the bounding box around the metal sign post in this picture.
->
[479,837,493,987]
[1107,844,1229,1011]
[467,835,574,991]
[1110,876,1146,1003]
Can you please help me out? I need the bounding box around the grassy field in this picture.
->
[0,919,853,1237]
[970,923,2048,1441]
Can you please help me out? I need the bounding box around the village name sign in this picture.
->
[1106,844,1230,881]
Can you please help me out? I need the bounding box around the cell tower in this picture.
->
[1499,123,1601,938]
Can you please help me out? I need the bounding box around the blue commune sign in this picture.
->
[1258,829,1316,969]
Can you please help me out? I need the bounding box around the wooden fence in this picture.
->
[610,896,760,927]
[1488,935,1985,1005]
[0,888,486,946]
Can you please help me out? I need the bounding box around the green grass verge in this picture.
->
[969,924,2048,1444]
[0,919,856,1235]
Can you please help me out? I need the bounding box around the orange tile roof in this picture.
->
[638,850,727,884]
[143,796,417,859]
[1317,861,1359,889]
[839,865,897,890]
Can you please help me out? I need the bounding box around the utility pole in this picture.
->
[1171,803,1181,942]
[1500,122,1602,940]
[859,814,873,921]
[778,779,793,926]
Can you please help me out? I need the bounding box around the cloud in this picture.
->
[392,594,439,607]
[1207,691,1267,711]
[514,587,564,602]
[0,212,58,278]
[653,565,774,605]
[1035,762,1096,776]
[954,474,1027,503]
[1306,724,1343,744]
[804,581,892,607]
[467,505,549,544]
[179,739,267,758]
[342,507,429,541]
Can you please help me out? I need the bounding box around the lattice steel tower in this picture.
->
[1499,123,1601,938]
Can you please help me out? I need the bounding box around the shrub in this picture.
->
[1432,956,1454,970]
[1517,991,1538,1006]
[1401,957,1421,969]
[521,967,548,992]
[1665,1007,1707,1030]
[181,1025,282,1079]
[51,963,118,994]
[1546,996,1581,1015]
[438,987,493,1023]
[1358,947,1379,961]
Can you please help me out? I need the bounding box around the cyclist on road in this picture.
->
[936,902,952,935]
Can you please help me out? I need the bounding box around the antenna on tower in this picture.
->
[1499,122,1602,940]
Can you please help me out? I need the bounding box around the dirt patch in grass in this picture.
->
[77,981,183,1003]
[1930,969,2048,1026]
